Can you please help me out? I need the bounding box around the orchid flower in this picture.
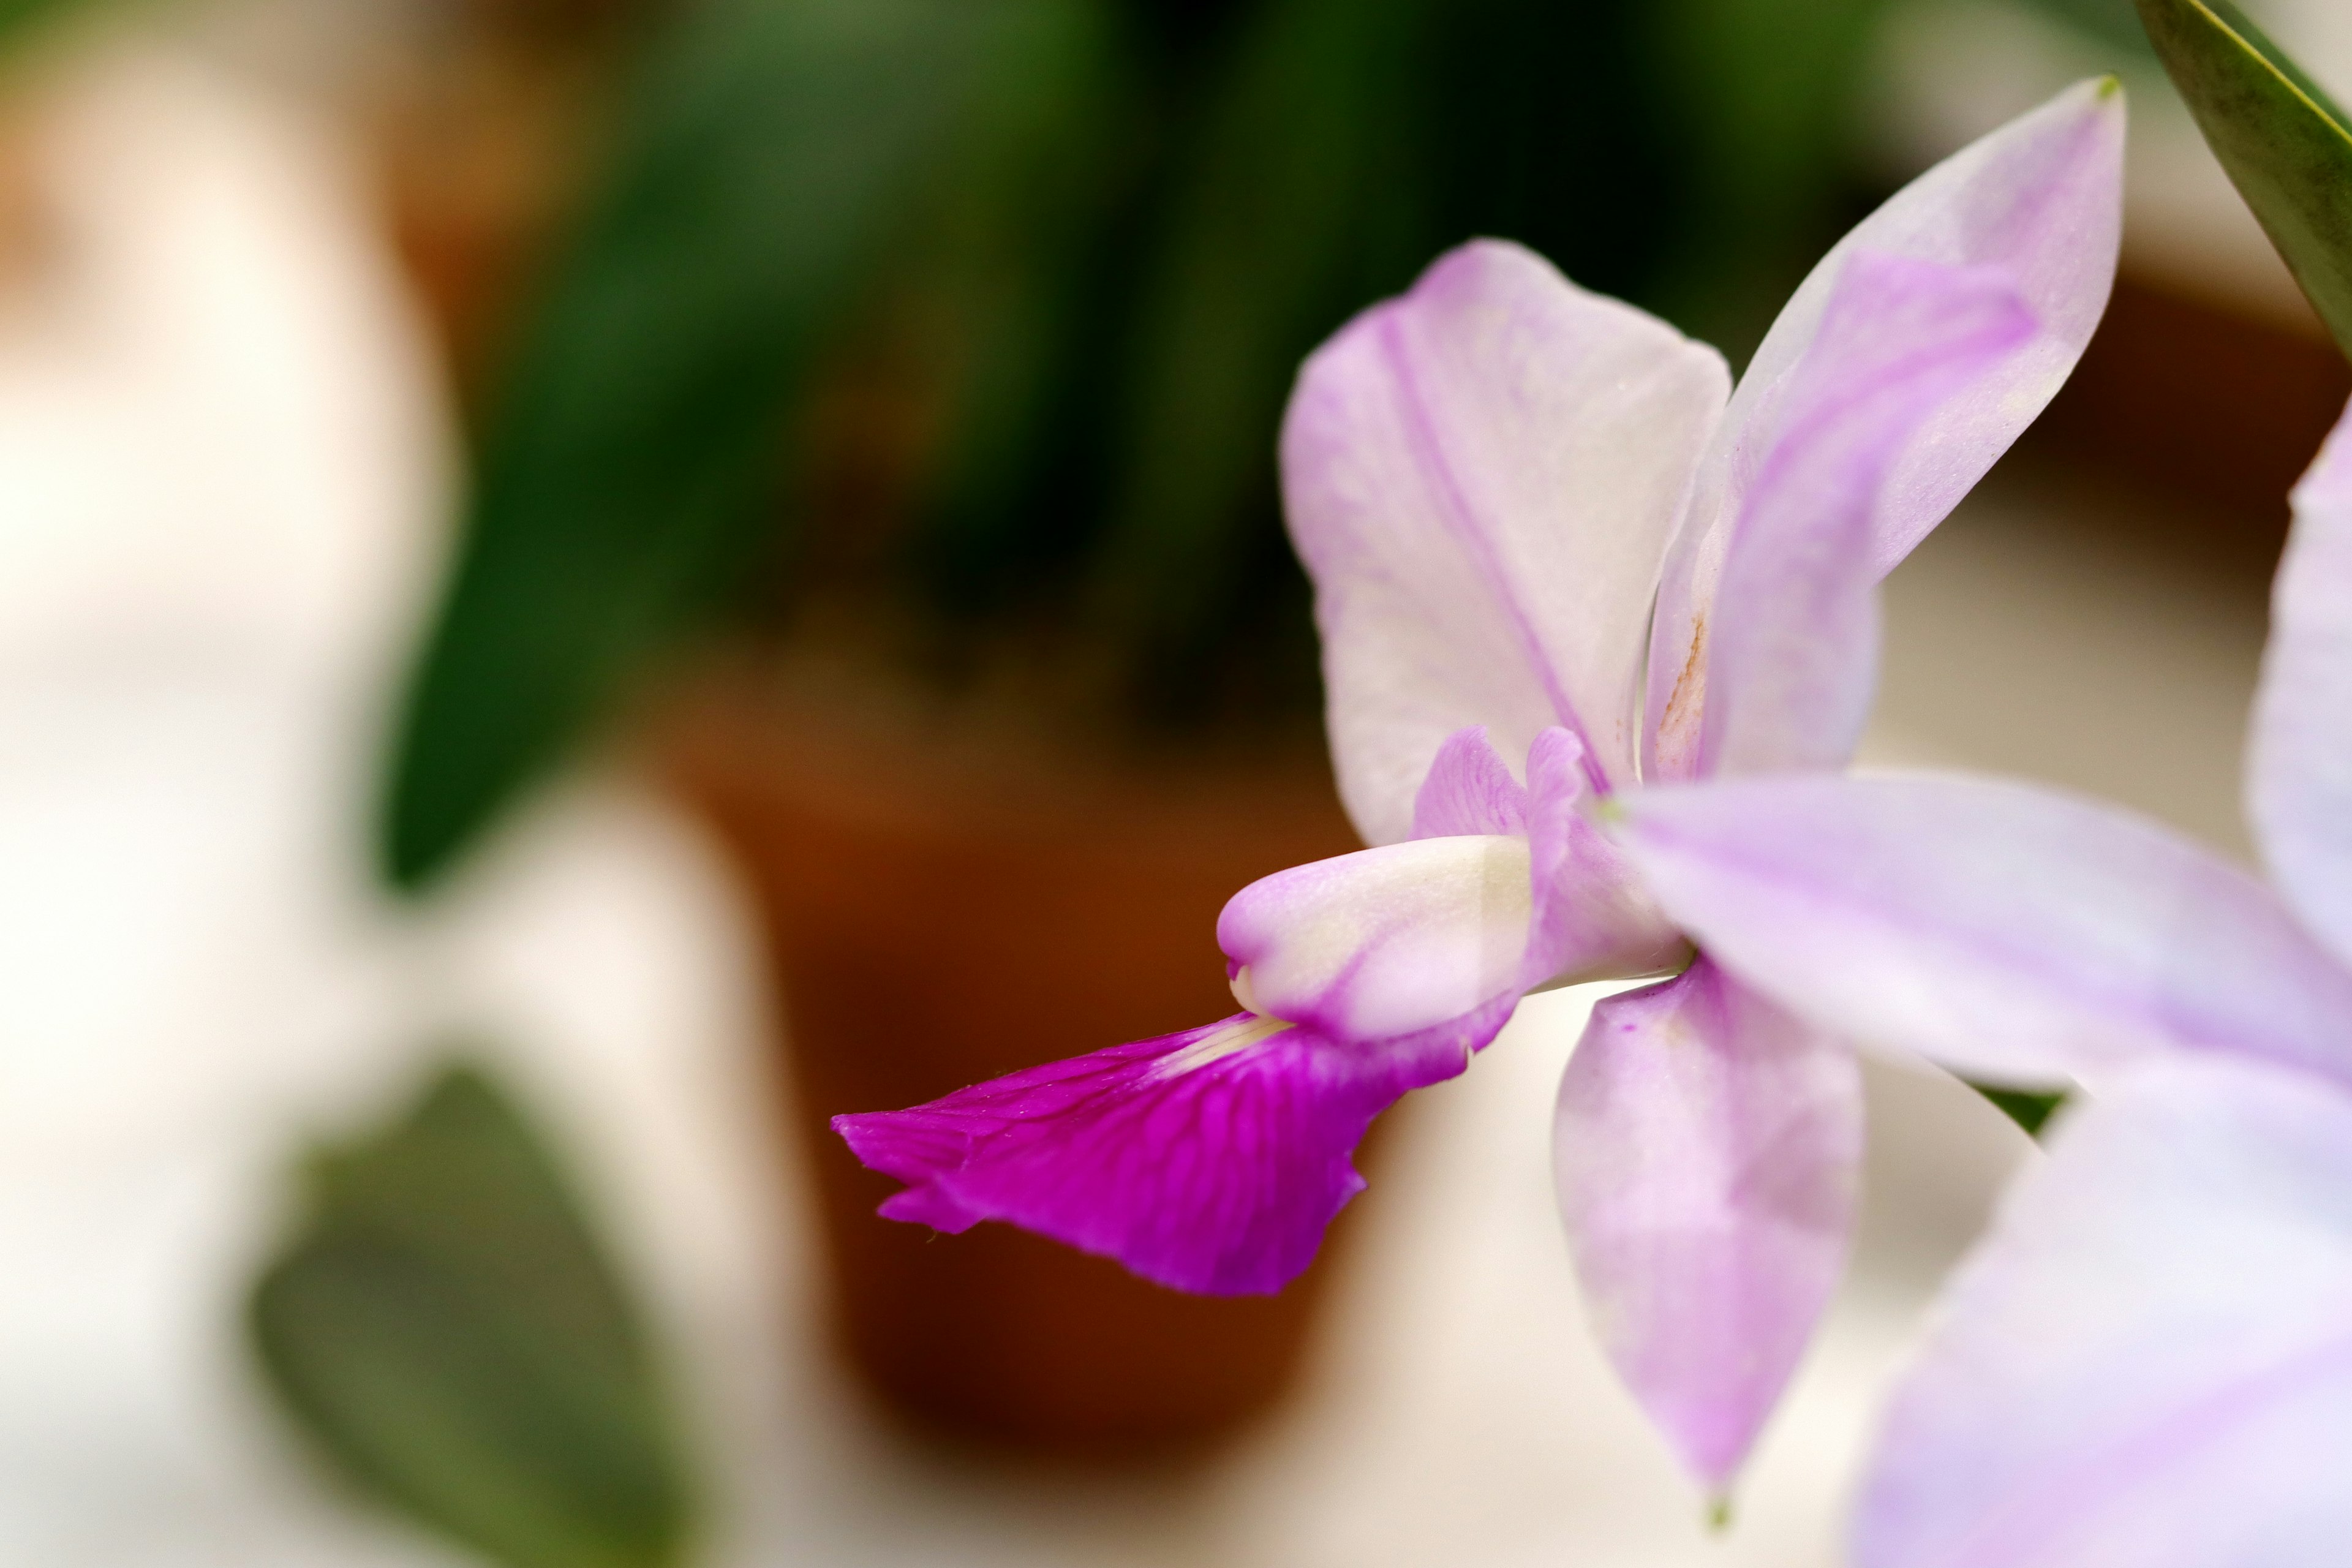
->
[835,81,2124,1492]
[1608,394,2352,1562]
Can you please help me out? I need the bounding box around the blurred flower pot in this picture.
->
[660,655,1371,1458]
[369,0,632,398]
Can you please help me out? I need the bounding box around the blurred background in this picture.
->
[2,0,2344,1563]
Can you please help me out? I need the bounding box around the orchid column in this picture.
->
[839,80,2124,1498]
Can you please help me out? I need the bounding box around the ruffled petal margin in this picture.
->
[834,1011,1474,1296]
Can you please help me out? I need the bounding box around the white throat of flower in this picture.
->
[1151,1010,1292,1080]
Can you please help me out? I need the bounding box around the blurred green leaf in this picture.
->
[380,0,1118,891]
[1643,0,1889,350]
[1087,0,1434,683]
[2137,0,2352,357]
[891,17,1137,617]
[2023,0,2155,55]
[251,1065,691,1568]
[1970,1081,2068,1139]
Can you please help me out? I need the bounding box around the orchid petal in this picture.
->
[1522,726,1689,987]
[1854,1058,2352,1568]
[833,1012,1464,1296]
[1617,774,2352,1091]
[1231,727,1679,1048]
[1555,957,1861,1496]
[1411,725,1529,839]
[2252,396,2352,967]
[1281,238,1731,842]
[1698,254,2034,777]
[1648,79,2124,780]
[1218,835,1534,1045]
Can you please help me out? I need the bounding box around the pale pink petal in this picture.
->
[1855,1058,2352,1568]
[1231,728,1681,1046]
[1281,238,1731,842]
[1616,774,2352,1090]
[2252,396,2352,966]
[1555,957,1862,1495]
[1522,726,1689,987]
[834,1012,1468,1296]
[1648,79,2124,780]
[1218,834,1535,1044]
[1411,725,1529,839]
[1698,254,2034,777]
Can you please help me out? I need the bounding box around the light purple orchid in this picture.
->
[1609,399,2352,1560]
[836,80,2124,1493]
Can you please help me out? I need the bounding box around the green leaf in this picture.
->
[379,0,1118,891]
[2021,0,2155,55]
[249,1065,693,1568]
[1085,0,1438,681]
[2136,0,2352,357]
[1969,1080,2069,1139]
[886,16,1137,617]
[1642,0,1892,347]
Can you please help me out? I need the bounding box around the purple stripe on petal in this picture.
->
[834,1012,1464,1295]
[1412,725,1530,839]
[1854,1058,2352,1568]
[1555,957,1862,1496]
[1697,253,2034,778]
[1282,239,1730,840]
[2251,395,2352,968]
[1619,774,2352,1090]
[1647,79,2124,782]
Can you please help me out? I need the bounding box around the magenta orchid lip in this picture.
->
[837,78,2125,1501]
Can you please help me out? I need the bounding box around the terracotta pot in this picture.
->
[2026,271,2351,573]
[660,660,1370,1458]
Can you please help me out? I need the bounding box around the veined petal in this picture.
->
[1411,725,1529,839]
[1854,1058,2352,1568]
[1555,957,1862,1496]
[833,1012,1461,1296]
[1523,726,1689,987]
[1697,254,2034,777]
[2252,396,2352,967]
[1648,79,2124,781]
[1218,835,1534,1045]
[1618,774,2352,1091]
[1281,238,1731,842]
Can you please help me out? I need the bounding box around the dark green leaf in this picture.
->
[1642,0,1893,347]
[1969,1080,2068,1139]
[2136,0,2352,357]
[889,18,1137,616]
[379,0,1118,891]
[1085,0,1437,676]
[2022,0,2155,55]
[250,1065,692,1568]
